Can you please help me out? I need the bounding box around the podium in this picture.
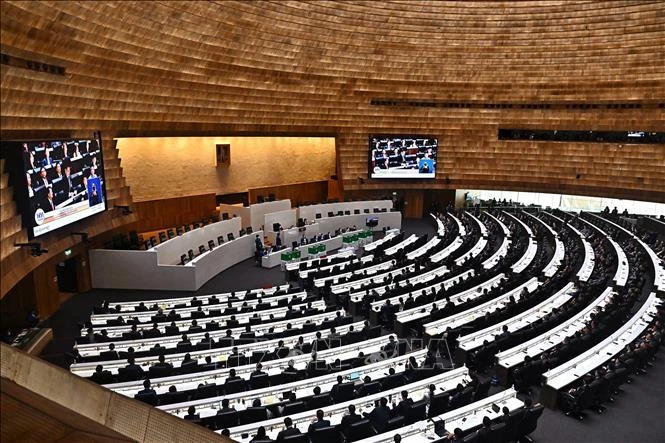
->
[280,249,302,270]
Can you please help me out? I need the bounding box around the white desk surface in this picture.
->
[75,309,350,356]
[364,232,397,252]
[451,213,466,237]
[503,211,534,238]
[109,284,290,312]
[496,287,613,369]
[482,237,511,270]
[567,224,595,282]
[424,277,541,336]
[90,290,300,325]
[314,259,398,288]
[70,320,366,377]
[395,272,502,325]
[432,214,446,236]
[385,234,419,256]
[106,335,390,396]
[160,349,429,417]
[468,212,488,237]
[578,217,629,287]
[457,282,575,351]
[349,264,450,304]
[229,367,471,442]
[407,236,442,260]
[511,239,538,274]
[329,264,414,294]
[589,212,665,292]
[435,388,523,434]
[542,237,565,278]
[544,293,661,390]
[366,265,451,311]
[456,237,488,266]
[485,211,510,237]
[431,237,464,263]
[287,249,356,273]
[86,299,325,337]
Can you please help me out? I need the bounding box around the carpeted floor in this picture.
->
[38,218,665,442]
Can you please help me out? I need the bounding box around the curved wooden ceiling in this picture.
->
[1,1,664,200]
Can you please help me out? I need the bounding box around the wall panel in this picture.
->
[117,137,336,202]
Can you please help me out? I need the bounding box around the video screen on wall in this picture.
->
[6,137,107,239]
[369,135,438,179]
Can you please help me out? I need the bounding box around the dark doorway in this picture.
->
[56,257,78,293]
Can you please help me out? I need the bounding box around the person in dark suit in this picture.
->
[364,397,391,433]
[339,404,362,434]
[330,375,345,403]
[250,363,266,379]
[225,368,241,384]
[152,354,173,372]
[308,409,331,434]
[218,398,235,414]
[251,426,272,442]
[90,365,113,384]
[276,417,301,441]
[184,406,200,422]
[382,335,398,356]
[124,356,144,379]
[392,390,414,418]
[45,187,56,211]
[138,379,156,396]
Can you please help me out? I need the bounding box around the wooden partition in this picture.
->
[132,193,217,233]
[1,343,228,442]
[2,0,665,302]
[248,180,328,207]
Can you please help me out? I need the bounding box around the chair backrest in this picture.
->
[385,415,405,431]
[227,355,247,367]
[308,393,332,409]
[250,373,270,389]
[407,399,427,424]
[360,381,382,397]
[224,379,246,394]
[429,392,449,417]
[195,383,218,399]
[282,401,306,415]
[251,350,269,364]
[214,410,239,429]
[312,426,341,443]
[159,391,188,405]
[134,391,158,406]
[489,422,507,443]
[335,382,356,403]
[381,373,405,390]
[346,419,375,441]
[520,405,544,437]
[283,434,309,443]
[238,406,267,425]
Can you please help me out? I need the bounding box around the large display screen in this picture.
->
[369,135,438,179]
[11,137,107,239]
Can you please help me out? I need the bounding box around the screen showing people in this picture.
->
[369,136,438,178]
[19,138,106,238]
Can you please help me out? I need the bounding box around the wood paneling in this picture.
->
[116,137,336,202]
[1,1,665,300]
[132,193,217,233]
[1,344,230,442]
[402,190,424,219]
[248,181,328,207]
